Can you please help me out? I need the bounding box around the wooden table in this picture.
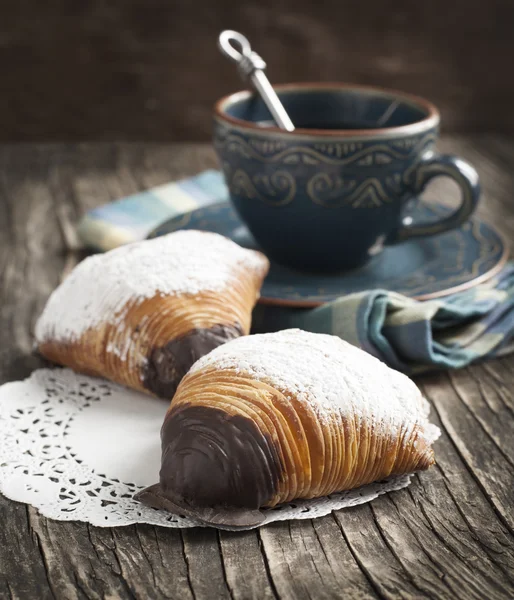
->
[1,139,513,600]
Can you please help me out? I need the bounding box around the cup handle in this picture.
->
[388,151,480,243]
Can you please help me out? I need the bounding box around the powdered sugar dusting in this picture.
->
[191,329,438,442]
[35,230,268,343]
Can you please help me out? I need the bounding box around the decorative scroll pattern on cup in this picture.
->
[214,123,438,209]
[231,169,296,206]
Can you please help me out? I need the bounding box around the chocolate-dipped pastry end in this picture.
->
[142,323,243,398]
[136,403,282,527]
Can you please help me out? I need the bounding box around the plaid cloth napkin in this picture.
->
[77,170,227,251]
[252,267,514,374]
[77,170,514,374]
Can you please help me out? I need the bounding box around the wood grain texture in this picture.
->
[0,1,514,140]
[0,139,513,599]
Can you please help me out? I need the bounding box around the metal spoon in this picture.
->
[218,30,295,132]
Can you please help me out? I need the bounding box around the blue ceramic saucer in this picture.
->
[149,201,508,307]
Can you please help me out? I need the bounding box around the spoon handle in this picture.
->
[218,30,295,132]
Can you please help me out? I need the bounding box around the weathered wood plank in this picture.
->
[218,530,278,600]
[449,367,514,466]
[411,430,514,586]
[0,498,57,600]
[259,518,379,600]
[334,503,431,600]
[422,372,514,534]
[383,396,514,599]
[180,528,233,600]
[0,141,513,600]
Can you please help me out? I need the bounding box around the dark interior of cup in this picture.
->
[222,87,430,130]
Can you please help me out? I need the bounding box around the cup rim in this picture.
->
[214,82,440,138]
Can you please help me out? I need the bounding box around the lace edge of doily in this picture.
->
[0,474,413,531]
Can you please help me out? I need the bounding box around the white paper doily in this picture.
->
[0,369,412,529]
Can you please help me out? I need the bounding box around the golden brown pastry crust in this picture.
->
[137,330,438,526]
[161,366,435,508]
[36,231,269,397]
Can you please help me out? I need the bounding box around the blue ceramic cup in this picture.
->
[213,83,480,272]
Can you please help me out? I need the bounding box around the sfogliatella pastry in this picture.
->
[35,230,269,397]
[137,329,440,527]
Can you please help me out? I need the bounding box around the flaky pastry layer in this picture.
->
[160,365,436,508]
[37,258,268,397]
